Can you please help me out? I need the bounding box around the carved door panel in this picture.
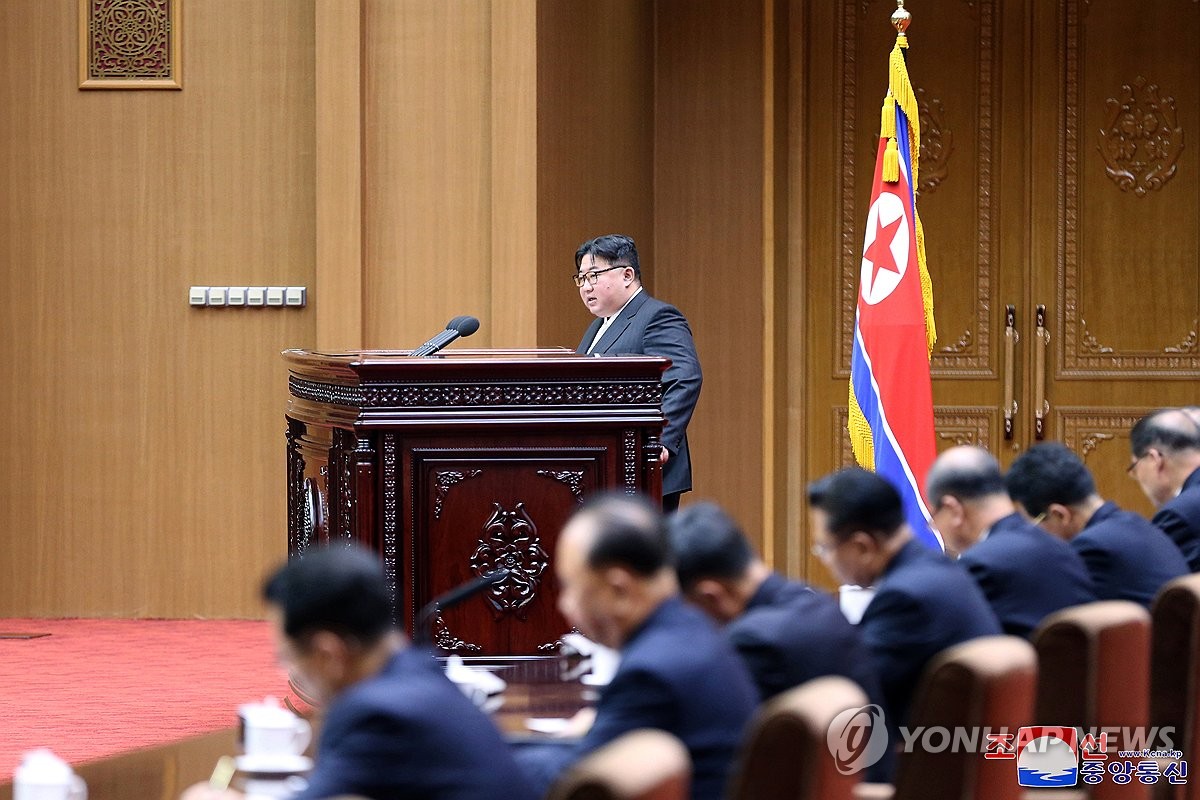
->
[1027,0,1200,516]
[401,439,607,656]
[799,0,1199,585]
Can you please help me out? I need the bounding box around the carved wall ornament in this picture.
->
[1059,410,1145,465]
[432,612,482,653]
[79,0,181,89]
[1098,77,1184,197]
[1164,322,1199,354]
[916,89,954,197]
[536,470,585,500]
[1079,431,1115,458]
[432,469,482,520]
[939,328,973,354]
[1078,319,1114,354]
[932,408,995,451]
[470,503,550,618]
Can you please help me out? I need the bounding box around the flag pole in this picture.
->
[847,0,942,548]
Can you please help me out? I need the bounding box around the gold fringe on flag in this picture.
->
[851,11,937,469]
[887,33,920,191]
[882,23,936,352]
[848,384,875,472]
[915,210,937,355]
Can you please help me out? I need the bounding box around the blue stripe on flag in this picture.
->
[851,319,943,550]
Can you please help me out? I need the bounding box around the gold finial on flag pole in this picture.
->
[891,0,911,34]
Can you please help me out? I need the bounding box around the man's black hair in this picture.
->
[579,492,670,576]
[925,449,1008,509]
[1131,409,1200,458]
[1005,442,1096,519]
[806,468,905,543]
[574,234,642,281]
[666,502,754,591]
[262,544,393,646]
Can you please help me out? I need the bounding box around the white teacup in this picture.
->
[239,703,312,758]
[13,749,87,800]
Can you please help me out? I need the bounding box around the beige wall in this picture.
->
[0,0,317,616]
[0,0,783,618]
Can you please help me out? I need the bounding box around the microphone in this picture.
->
[414,569,509,644]
[410,315,480,357]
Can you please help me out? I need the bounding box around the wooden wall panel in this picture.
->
[0,1,316,616]
[361,1,494,350]
[491,0,539,349]
[654,0,766,549]
[1058,0,1200,376]
[534,0,655,351]
[315,0,363,351]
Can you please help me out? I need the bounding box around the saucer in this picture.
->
[235,754,314,774]
[524,717,572,735]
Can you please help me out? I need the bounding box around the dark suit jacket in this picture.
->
[1152,467,1200,572]
[861,538,1002,730]
[577,290,702,495]
[1074,501,1188,606]
[727,573,883,706]
[957,512,1097,639]
[296,646,535,800]
[514,597,758,800]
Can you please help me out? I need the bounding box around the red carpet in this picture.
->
[0,618,291,777]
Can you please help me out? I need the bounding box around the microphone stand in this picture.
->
[414,569,510,645]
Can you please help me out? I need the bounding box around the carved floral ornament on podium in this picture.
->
[79,0,181,89]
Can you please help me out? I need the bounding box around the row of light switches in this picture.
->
[189,286,307,307]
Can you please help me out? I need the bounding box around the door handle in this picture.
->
[1003,305,1019,440]
[1034,304,1050,440]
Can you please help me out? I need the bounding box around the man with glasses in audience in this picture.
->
[573,234,702,512]
[1007,441,1187,607]
[925,446,1096,638]
[1129,408,1200,571]
[807,468,1000,748]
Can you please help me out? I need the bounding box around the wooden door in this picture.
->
[1027,0,1200,516]
[798,0,1200,586]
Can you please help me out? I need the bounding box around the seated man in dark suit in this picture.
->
[513,493,758,800]
[807,468,1001,744]
[666,501,882,705]
[183,545,535,800]
[1007,442,1188,607]
[926,445,1097,638]
[1129,408,1200,571]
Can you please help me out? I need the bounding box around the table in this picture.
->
[0,728,238,800]
[0,659,593,799]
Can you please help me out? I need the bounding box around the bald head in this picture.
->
[926,446,1012,554]
[554,493,677,649]
[926,446,1007,508]
[1132,409,1200,458]
[1129,409,1200,507]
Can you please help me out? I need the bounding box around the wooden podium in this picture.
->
[282,348,666,656]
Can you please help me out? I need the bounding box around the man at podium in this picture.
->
[573,234,702,512]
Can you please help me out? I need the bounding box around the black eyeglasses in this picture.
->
[572,265,626,288]
[1127,451,1151,475]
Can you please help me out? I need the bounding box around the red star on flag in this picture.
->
[864,209,903,287]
